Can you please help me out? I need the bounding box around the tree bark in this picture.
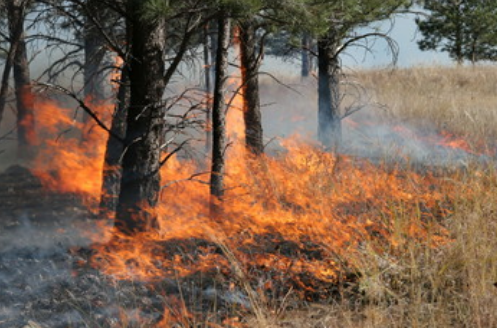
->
[81,0,107,143]
[210,14,230,211]
[114,2,166,234]
[239,19,263,156]
[203,23,213,153]
[317,31,341,149]
[0,22,18,131]
[83,0,106,104]
[301,33,311,79]
[99,66,128,219]
[7,0,36,161]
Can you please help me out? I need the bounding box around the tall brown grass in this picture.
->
[7,65,496,328]
[240,66,497,328]
[356,65,497,147]
[111,66,497,328]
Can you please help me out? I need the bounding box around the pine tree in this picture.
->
[238,17,264,155]
[306,0,408,148]
[209,11,231,214]
[416,0,497,64]
[5,0,37,160]
[114,0,208,234]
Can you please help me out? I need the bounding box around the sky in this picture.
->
[262,12,454,74]
[343,13,452,68]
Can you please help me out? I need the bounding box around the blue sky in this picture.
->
[261,12,455,76]
[342,13,452,68]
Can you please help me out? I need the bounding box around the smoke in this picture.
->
[257,76,490,166]
[0,213,88,327]
[0,69,492,327]
[342,118,481,166]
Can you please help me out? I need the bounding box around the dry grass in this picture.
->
[241,175,497,328]
[355,65,497,147]
[5,66,496,327]
[237,66,497,328]
[111,66,497,328]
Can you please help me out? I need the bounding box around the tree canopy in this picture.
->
[416,0,497,64]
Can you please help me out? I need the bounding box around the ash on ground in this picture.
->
[0,166,339,328]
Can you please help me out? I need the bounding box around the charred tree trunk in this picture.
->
[203,23,213,153]
[301,33,311,79]
[81,0,107,142]
[99,66,128,219]
[7,0,36,160]
[114,3,166,234]
[210,14,230,212]
[83,1,106,104]
[317,31,341,149]
[0,21,18,130]
[209,25,218,91]
[239,19,263,155]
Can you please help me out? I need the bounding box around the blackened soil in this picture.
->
[0,166,355,328]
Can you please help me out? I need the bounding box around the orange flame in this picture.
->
[31,72,458,299]
[32,98,112,203]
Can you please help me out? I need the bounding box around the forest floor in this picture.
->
[0,164,361,328]
[0,165,100,328]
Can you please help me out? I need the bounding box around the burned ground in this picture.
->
[0,166,358,328]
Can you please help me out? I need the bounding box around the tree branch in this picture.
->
[35,82,125,144]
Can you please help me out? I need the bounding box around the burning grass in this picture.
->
[3,65,497,327]
[90,139,452,283]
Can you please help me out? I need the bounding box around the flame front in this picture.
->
[30,75,460,304]
[32,98,111,204]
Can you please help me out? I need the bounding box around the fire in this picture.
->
[89,134,452,288]
[30,69,462,306]
[110,55,124,91]
[438,130,473,153]
[226,77,246,144]
[32,97,112,202]
[392,124,479,155]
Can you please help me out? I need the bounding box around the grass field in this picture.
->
[357,66,497,145]
[236,65,497,327]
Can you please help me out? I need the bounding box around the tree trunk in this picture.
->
[209,24,218,92]
[83,0,106,103]
[455,5,463,65]
[210,14,230,211]
[0,22,18,131]
[239,19,263,155]
[82,0,107,142]
[317,31,341,149]
[470,37,476,65]
[301,33,311,79]
[203,23,213,153]
[99,66,128,219]
[7,0,36,161]
[114,2,166,234]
